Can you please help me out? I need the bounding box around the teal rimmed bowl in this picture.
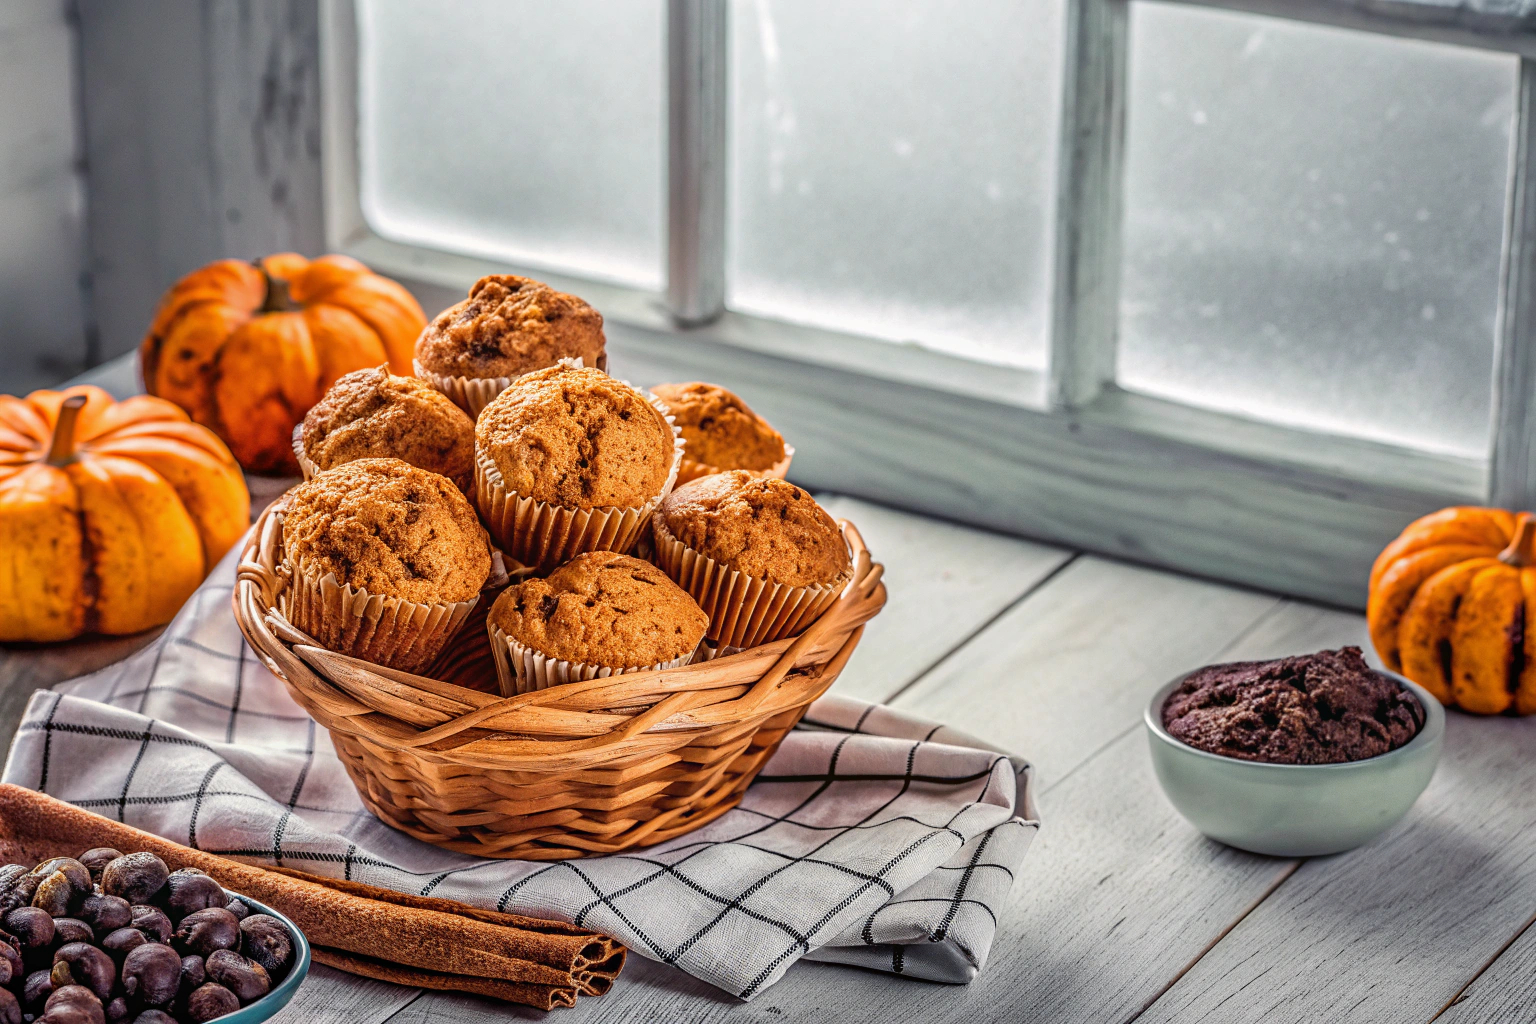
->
[1145,668,1444,856]
[210,893,311,1022]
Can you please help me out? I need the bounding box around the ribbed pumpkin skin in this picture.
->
[1368,506,1536,715]
[139,253,426,474]
[0,386,249,641]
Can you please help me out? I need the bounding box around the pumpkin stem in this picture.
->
[1499,512,1536,567]
[256,264,297,314]
[46,395,88,467]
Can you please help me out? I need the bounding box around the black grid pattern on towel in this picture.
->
[1,545,1039,999]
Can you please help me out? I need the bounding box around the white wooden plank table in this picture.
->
[5,357,1535,1023]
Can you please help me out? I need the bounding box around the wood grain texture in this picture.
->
[0,0,89,392]
[890,555,1279,783]
[817,495,1074,703]
[268,965,420,1024]
[1142,712,1536,1024]
[79,0,324,363]
[1492,58,1536,511]
[1436,913,1536,1023]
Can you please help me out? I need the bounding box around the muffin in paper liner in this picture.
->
[292,421,474,498]
[651,513,851,650]
[487,620,696,697]
[675,443,795,488]
[414,353,607,420]
[275,510,507,674]
[474,389,685,572]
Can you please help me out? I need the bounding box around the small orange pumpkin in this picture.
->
[139,253,427,474]
[0,386,249,641]
[1368,506,1536,715]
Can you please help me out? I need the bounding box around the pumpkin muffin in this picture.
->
[282,457,492,670]
[474,364,682,569]
[296,366,476,492]
[653,471,850,647]
[487,551,707,693]
[414,275,606,416]
[649,382,790,485]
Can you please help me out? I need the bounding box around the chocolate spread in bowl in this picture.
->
[1161,647,1423,765]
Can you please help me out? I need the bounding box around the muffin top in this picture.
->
[658,472,850,587]
[490,551,707,667]
[414,274,606,379]
[283,458,491,604]
[476,364,675,509]
[300,366,475,487]
[650,382,785,472]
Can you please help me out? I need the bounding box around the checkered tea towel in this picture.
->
[1,543,1039,999]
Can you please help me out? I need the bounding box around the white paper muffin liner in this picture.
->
[651,514,851,650]
[487,620,696,697]
[676,443,794,487]
[474,388,685,572]
[414,353,606,419]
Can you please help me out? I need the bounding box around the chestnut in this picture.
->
[0,865,28,905]
[120,944,180,1008]
[237,915,293,977]
[23,968,54,1010]
[39,984,104,1024]
[202,949,269,1004]
[0,988,18,1024]
[177,954,204,997]
[103,995,128,1024]
[160,873,224,924]
[32,871,77,918]
[5,907,55,949]
[171,909,237,958]
[50,943,115,1001]
[75,852,120,887]
[28,860,91,902]
[222,898,247,922]
[100,928,145,963]
[76,894,130,937]
[51,919,94,947]
[0,874,40,915]
[133,1013,176,1024]
[182,983,237,1023]
[0,934,21,986]
[100,856,167,907]
[128,907,171,945]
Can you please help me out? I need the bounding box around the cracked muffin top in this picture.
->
[299,366,476,491]
[657,471,850,588]
[283,457,491,604]
[414,274,606,379]
[1161,646,1423,765]
[490,551,707,667]
[649,382,786,477]
[476,363,675,509]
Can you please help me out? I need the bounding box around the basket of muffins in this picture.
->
[235,275,884,860]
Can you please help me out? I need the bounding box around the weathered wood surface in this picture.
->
[1437,914,1536,1023]
[268,965,419,1024]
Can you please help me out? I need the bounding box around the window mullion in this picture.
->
[1049,0,1129,410]
[666,0,728,325]
[1491,58,1536,507]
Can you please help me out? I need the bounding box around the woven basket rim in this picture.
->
[233,498,887,772]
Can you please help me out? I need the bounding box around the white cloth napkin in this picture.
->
[1,544,1038,999]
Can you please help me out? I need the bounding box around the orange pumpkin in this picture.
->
[0,386,249,641]
[1368,506,1536,715]
[139,253,427,474]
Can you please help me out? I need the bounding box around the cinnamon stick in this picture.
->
[0,785,623,1010]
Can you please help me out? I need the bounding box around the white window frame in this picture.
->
[318,0,1536,606]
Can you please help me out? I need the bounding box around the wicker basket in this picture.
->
[233,501,886,860]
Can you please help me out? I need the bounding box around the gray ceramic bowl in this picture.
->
[1145,668,1444,856]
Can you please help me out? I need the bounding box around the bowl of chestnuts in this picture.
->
[0,847,309,1023]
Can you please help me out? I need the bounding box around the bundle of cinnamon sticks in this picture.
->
[0,785,623,1010]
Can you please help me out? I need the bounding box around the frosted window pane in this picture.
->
[727,0,1064,370]
[1118,2,1514,458]
[357,0,664,290]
